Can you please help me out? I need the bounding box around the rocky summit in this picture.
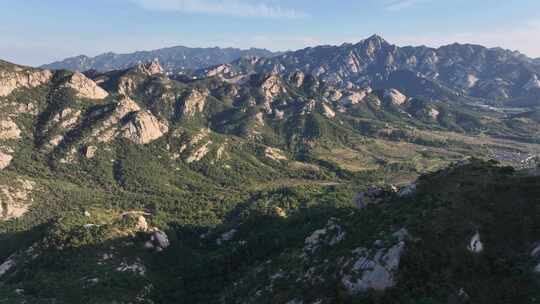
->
[196,35,540,108]
[1,33,540,304]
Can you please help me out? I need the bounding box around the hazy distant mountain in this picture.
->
[41,46,278,73]
[203,35,540,106]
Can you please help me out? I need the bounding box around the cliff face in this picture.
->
[120,111,169,145]
[0,178,34,221]
[0,66,52,97]
[62,72,109,99]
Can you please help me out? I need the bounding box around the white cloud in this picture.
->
[384,0,428,11]
[130,0,307,18]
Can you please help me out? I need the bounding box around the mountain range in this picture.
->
[44,35,540,108]
[1,35,540,303]
[42,46,278,73]
[195,35,540,107]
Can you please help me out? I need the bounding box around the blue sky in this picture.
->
[2,0,540,66]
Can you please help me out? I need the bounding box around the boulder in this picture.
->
[530,242,540,273]
[467,231,483,253]
[135,215,149,232]
[534,263,540,273]
[151,230,170,249]
[116,259,146,276]
[354,186,385,209]
[119,211,151,232]
[216,229,237,245]
[0,256,16,277]
[321,103,336,118]
[417,106,440,120]
[398,182,416,197]
[272,206,287,218]
[84,145,98,159]
[0,178,35,221]
[338,90,368,105]
[0,118,22,140]
[384,88,408,105]
[0,151,13,170]
[264,147,287,161]
[144,229,170,251]
[341,228,408,294]
[531,243,540,257]
[83,224,99,229]
[121,111,169,144]
[47,135,64,149]
[304,218,346,254]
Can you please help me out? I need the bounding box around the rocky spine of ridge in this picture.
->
[62,71,109,99]
[136,58,164,76]
[200,35,540,106]
[0,64,53,97]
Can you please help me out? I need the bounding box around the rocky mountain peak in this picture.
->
[357,34,390,55]
[0,64,53,97]
[364,34,387,45]
[137,58,164,76]
[63,71,109,99]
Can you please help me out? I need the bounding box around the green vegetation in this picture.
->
[1,60,540,303]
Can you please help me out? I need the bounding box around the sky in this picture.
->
[1,0,540,66]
